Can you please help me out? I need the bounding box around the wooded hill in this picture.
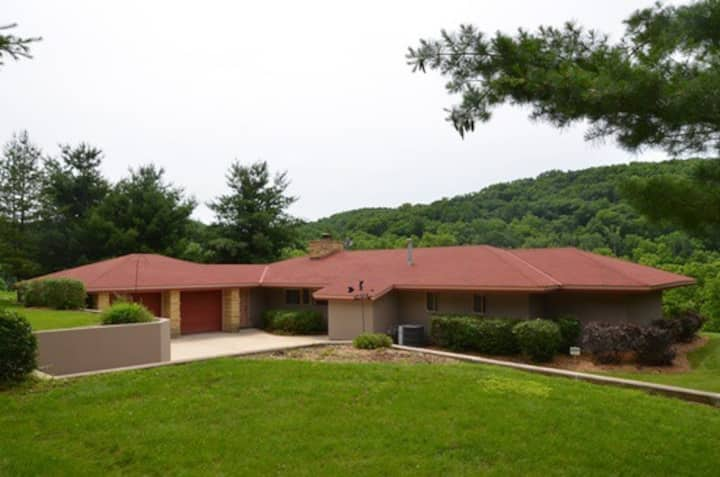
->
[300,159,720,330]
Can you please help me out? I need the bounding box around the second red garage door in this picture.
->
[130,292,162,317]
[180,290,222,334]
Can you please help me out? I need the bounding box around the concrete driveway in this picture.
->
[171,329,329,362]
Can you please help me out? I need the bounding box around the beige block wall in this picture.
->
[161,290,181,337]
[370,292,399,335]
[222,288,241,332]
[96,292,111,311]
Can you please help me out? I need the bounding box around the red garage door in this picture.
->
[131,292,162,317]
[181,290,222,334]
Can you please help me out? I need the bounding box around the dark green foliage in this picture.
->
[101,302,154,325]
[87,165,196,258]
[430,315,519,354]
[353,332,392,350]
[554,317,581,353]
[22,280,47,308]
[652,312,706,343]
[262,309,326,335]
[0,309,37,384]
[636,327,676,366]
[408,1,720,156]
[0,23,40,66]
[42,279,86,310]
[209,161,299,264]
[15,279,85,310]
[512,319,561,363]
[0,277,6,291]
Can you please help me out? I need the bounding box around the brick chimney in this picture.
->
[308,233,344,259]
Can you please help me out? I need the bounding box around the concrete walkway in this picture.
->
[171,329,329,362]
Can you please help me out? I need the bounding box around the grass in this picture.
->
[0,290,101,331]
[605,332,720,393]
[1,359,719,476]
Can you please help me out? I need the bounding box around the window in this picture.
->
[302,288,311,305]
[426,292,438,312]
[473,294,486,314]
[285,289,301,305]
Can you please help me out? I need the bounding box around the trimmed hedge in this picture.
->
[430,315,519,354]
[353,333,392,349]
[262,309,326,335]
[101,302,154,325]
[512,319,561,363]
[636,326,676,366]
[15,279,86,310]
[0,309,37,384]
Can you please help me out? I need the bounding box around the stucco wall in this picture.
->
[370,292,400,335]
[250,287,328,323]
[396,291,532,335]
[328,300,372,339]
[35,318,171,376]
[543,291,663,325]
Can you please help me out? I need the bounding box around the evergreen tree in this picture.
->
[0,23,40,66]
[87,165,196,257]
[209,160,298,263]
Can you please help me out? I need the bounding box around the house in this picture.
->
[39,236,695,340]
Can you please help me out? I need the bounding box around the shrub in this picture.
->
[580,322,642,364]
[553,317,581,353]
[652,312,706,343]
[262,309,326,335]
[353,332,392,349]
[23,280,47,307]
[636,326,676,366]
[101,302,154,325]
[0,276,6,291]
[15,279,86,310]
[512,319,561,363]
[0,309,37,384]
[43,279,86,310]
[430,315,519,354]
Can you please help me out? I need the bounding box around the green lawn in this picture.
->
[605,333,720,393]
[1,359,719,476]
[0,291,101,331]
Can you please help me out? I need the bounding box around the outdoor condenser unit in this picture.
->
[398,324,425,347]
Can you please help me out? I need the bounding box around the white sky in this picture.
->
[2,0,686,222]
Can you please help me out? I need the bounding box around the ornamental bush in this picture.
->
[635,326,676,366]
[430,315,519,354]
[353,332,392,350]
[262,309,326,335]
[101,302,154,325]
[512,319,561,363]
[0,309,37,384]
[580,322,643,364]
[652,312,706,343]
[553,316,581,354]
[23,280,47,307]
[43,279,86,310]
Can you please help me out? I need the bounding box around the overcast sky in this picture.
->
[3,1,686,222]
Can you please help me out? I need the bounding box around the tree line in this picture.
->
[0,131,299,282]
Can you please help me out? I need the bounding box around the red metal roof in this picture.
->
[39,246,695,298]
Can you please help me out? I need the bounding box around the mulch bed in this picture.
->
[246,344,460,365]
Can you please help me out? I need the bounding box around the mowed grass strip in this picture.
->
[1,358,719,476]
[0,290,101,331]
[608,332,720,393]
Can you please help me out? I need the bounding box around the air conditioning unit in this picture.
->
[398,324,425,347]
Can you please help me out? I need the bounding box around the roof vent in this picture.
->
[308,234,344,259]
[407,238,414,266]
